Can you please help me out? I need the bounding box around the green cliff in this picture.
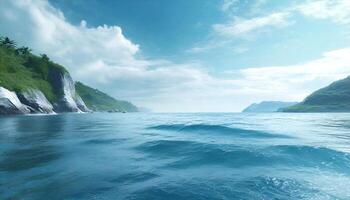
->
[75,82,138,112]
[0,37,65,103]
[0,36,138,114]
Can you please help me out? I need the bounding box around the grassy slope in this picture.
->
[75,82,138,112]
[0,46,66,102]
[282,76,350,112]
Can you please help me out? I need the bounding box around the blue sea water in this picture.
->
[1,113,350,200]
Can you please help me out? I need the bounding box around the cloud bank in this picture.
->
[0,0,349,112]
[214,0,350,39]
[213,12,291,37]
[298,0,350,24]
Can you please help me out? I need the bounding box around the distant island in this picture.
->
[242,101,298,113]
[282,76,350,112]
[0,36,138,115]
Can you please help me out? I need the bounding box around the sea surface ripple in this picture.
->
[1,113,350,199]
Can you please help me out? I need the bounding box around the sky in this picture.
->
[0,0,350,112]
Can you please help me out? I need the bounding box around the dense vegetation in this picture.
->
[0,36,66,102]
[282,76,350,112]
[75,82,138,112]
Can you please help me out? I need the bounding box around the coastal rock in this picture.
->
[0,87,30,114]
[18,89,54,114]
[49,70,85,112]
[56,73,80,112]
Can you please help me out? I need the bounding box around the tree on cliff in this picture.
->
[0,37,16,49]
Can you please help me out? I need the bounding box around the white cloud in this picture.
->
[221,0,240,12]
[192,9,292,53]
[298,0,350,24]
[213,12,292,37]
[0,0,148,84]
[213,0,350,40]
[236,47,350,102]
[192,0,349,54]
[1,0,350,112]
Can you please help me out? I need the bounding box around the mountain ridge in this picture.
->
[282,76,350,112]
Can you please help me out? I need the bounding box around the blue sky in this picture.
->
[50,0,348,70]
[1,0,350,112]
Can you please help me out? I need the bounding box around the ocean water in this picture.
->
[1,113,350,200]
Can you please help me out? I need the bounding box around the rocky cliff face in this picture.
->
[18,89,54,114]
[53,73,80,112]
[0,71,90,115]
[0,87,30,114]
[49,69,89,113]
[0,36,101,115]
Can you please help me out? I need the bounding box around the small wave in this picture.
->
[267,145,350,169]
[137,140,350,171]
[137,140,275,169]
[83,138,126,145]
[127,176,336,200]
[109,171,159,185]
[0,145,62,172]
[148,124,290,138]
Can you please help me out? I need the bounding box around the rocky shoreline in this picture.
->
[0,72,90,115]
